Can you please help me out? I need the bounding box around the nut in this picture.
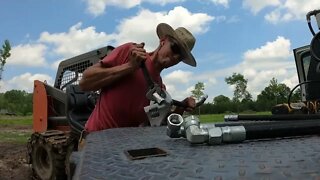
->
[208,127,222,145]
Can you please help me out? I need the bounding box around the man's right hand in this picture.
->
[128,43,147,70]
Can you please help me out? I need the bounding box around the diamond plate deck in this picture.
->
[71,126,320,180]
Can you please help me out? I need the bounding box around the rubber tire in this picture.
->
[31,138,66,180]
[65,143,77,180]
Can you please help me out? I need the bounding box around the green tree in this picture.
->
[290,88,301,102]
[191,82,205,115]
[213,95,230,104]
[191,82,205,101]
[256,77,291,111]
[212,95,233,113]
[4,89,32,115]
[0,40,11,80]
[225,73,251,103]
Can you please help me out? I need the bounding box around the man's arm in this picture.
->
[79,43,146,91]
[79,62,135,91]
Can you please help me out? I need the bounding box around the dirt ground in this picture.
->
[0,126,32,180]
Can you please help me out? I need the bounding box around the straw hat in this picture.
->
[156,23,196,67]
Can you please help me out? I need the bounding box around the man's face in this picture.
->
[157,36,182,69]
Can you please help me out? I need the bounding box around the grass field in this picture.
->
[0,115,32,144]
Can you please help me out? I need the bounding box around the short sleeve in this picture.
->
[100,43,133,67]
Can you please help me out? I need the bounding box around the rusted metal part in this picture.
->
[27,130,74,179]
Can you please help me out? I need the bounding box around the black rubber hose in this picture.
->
[243,119,320,140]
[225,114,320,121]
[204,120,320,140]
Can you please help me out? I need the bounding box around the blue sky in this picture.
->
[1,0,320,101]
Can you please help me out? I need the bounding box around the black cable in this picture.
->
[287,80,320,110]
[225,114,320,121]
[308,22,316,36]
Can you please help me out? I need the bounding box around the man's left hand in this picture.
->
[182,97,196,112]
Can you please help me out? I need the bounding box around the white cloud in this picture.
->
[211,0,229,8]
[51,60,63,70]
[163,70,193,84]
[183,36,298,100]
[7,44,47,67]
[3,73,53,93]
[243,36,291,64]
[243,0,320,23]
[114,6,214,51]
[242,0,281,15]
[39,22,112,58]
[237,36,296,97]
[162,70,198,100]
[84,0,186,16]
[85,0,141,16]
[144,0,186,6]
[281,74,299,89]
[162,69,219,100]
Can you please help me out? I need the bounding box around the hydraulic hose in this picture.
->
[167,114,320,145]
[224,114,320,121]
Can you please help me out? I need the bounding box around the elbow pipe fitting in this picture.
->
[184,115,208,144]
[167,114,209,143]
[167,114,246,145]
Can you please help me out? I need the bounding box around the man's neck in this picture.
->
[149,51,163,74]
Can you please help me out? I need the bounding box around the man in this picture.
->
[79,23,197,132]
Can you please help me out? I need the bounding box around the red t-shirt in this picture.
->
[85,43,163,132]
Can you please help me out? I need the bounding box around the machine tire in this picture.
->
[28,131,70,180]
[65,141,77,180]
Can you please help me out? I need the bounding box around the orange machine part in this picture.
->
[33,80,48,132]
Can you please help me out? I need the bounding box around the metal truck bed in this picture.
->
[71,126,320,179]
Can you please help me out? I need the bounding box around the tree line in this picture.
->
[191,73,301,114]
[0,74,302,116]
[0,90,33,116]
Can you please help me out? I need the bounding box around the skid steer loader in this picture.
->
[28,9,320,179]
[27,45,115,179]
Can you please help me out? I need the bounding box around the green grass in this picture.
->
[0,115,32,125]
[199,114,225,123]
[0,131,32,144]
[0,115,33,144]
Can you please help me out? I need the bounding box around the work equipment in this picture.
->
[28,9,320,179]
[27,46,115,179]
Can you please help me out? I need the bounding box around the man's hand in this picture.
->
[182,97,196,112]
[128,43,147,70]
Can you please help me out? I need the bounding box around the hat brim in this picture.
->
[156,23,196,67]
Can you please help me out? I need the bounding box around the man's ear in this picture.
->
[160,38,166,47]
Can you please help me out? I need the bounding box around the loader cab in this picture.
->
[55,45,114,137]
[294,45,320,101]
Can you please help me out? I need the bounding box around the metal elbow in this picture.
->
[184,116,208,144]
